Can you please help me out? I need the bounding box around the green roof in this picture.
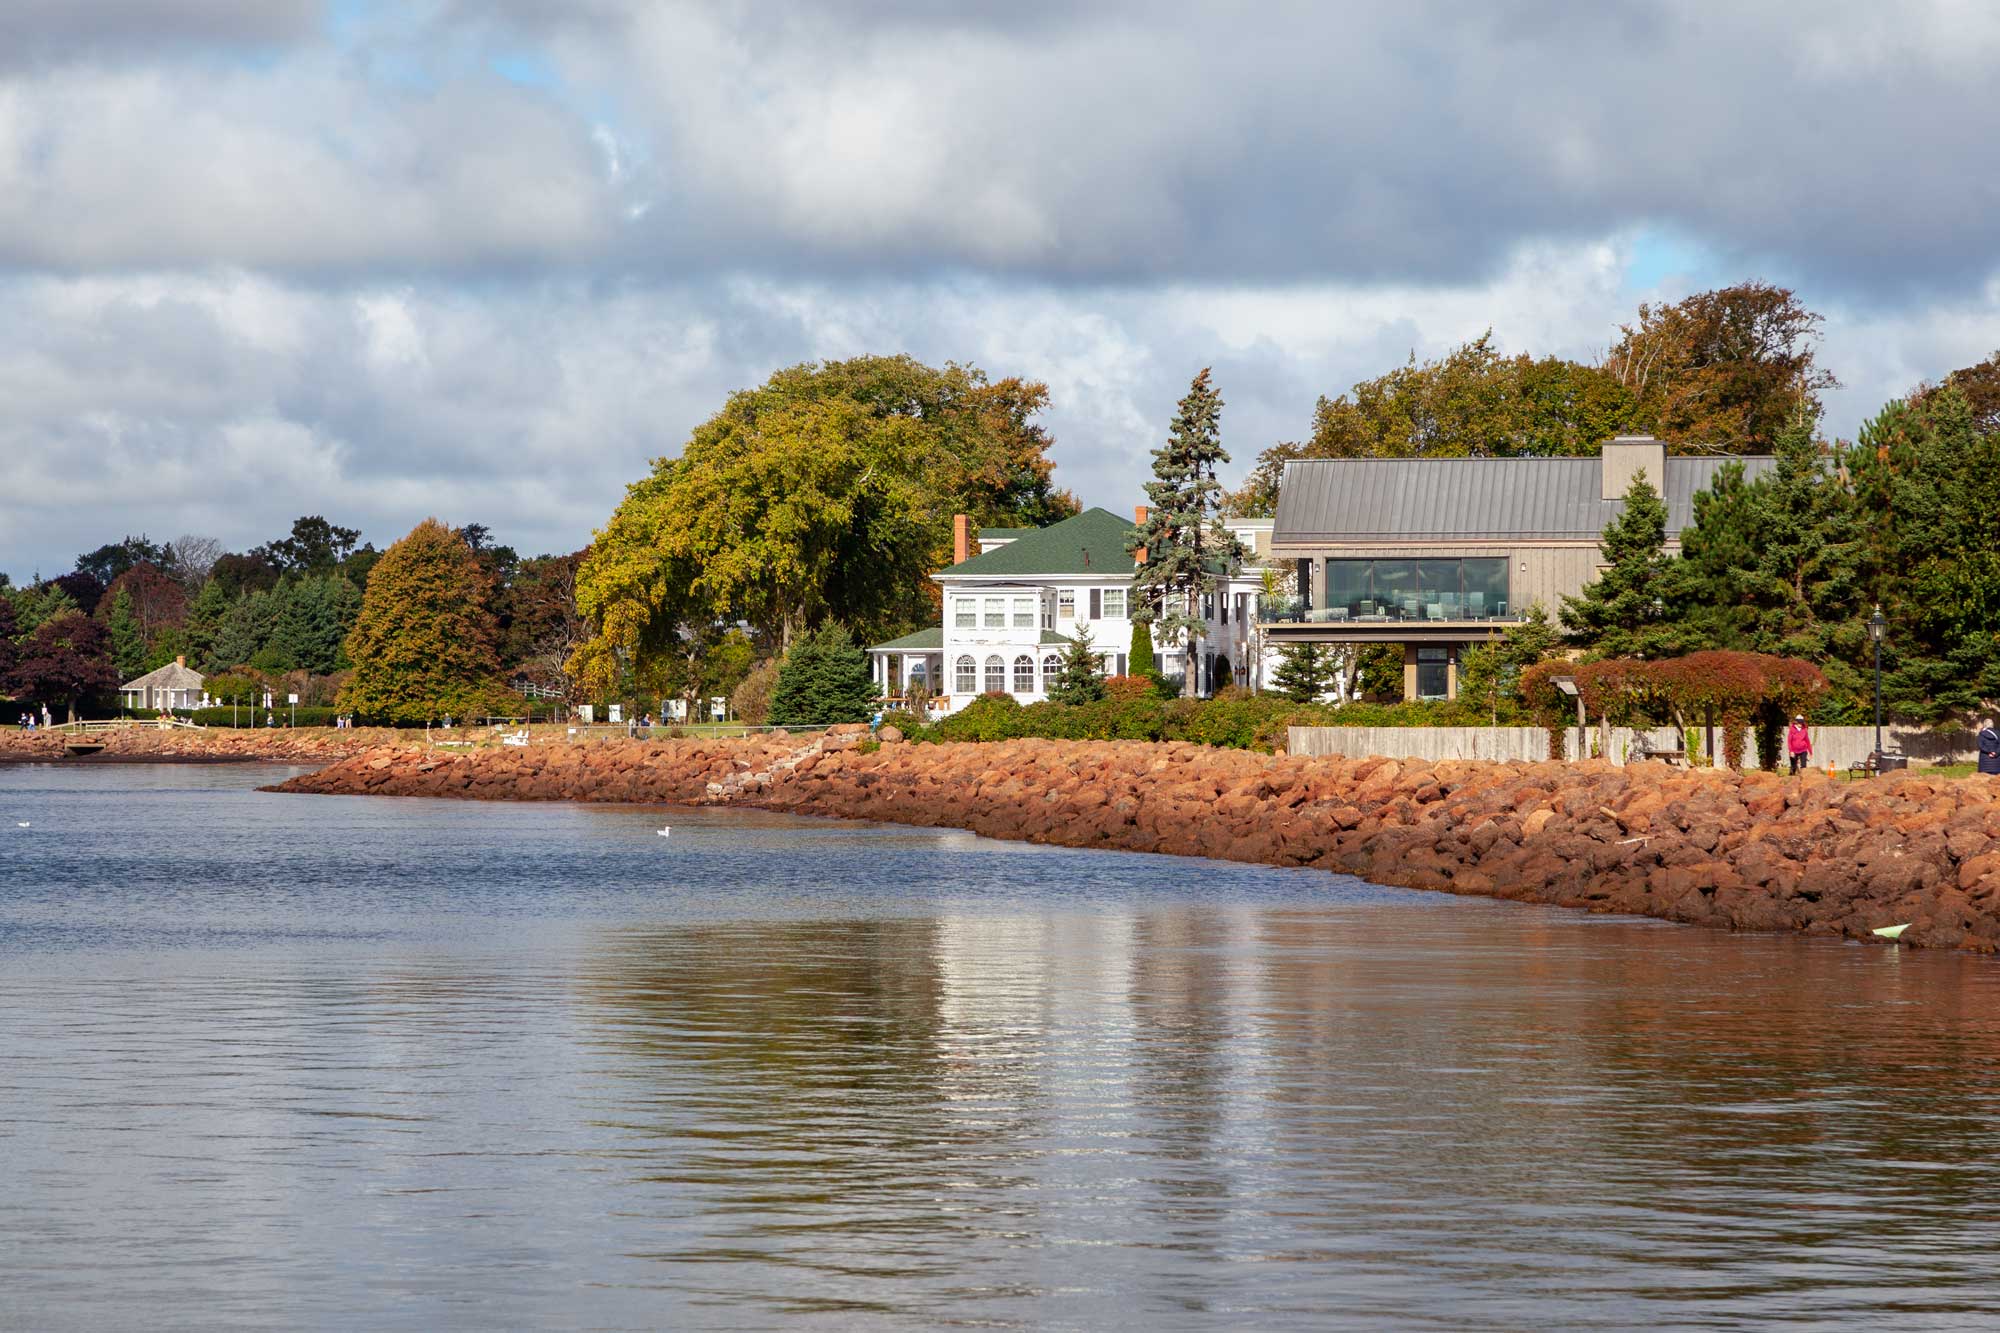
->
[868,626,943,652]
[940,507,1137,578]
[1040,629,1079,646]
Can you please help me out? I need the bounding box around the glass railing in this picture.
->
[1256,596,1521,624]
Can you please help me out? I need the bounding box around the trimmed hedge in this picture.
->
[905,693,1488,752]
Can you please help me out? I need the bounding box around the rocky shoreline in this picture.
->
[0,726,396,764]
[266,732,2000,954]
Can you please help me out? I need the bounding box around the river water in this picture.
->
[2,763,1998,1331]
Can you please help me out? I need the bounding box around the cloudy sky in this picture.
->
[3,0,1999,579]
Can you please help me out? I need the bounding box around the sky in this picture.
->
[3,0,1999,579]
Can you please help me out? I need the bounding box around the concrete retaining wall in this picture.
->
[1287,723,1980,770]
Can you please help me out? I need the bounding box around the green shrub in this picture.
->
[187,704,344,728]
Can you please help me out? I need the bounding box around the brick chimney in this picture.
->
[952,513,970,564]
[175,655,186,669]
[1134,505,1148,564]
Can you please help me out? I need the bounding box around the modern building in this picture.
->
[119,657,207,712]
[868,507,1274,713]
[1262,435,1773,701]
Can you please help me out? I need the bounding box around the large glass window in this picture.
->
[1057,590,1075,621]
[984,655,1005,693]
[1013,655,1035,693]
[1042,653,1062,682]
[1013,597,1036,628]
[1320,558,1512,621]
[955,656,977,692]
[1462,558,1508,618]
[1102,587,1127,619]
[954,597,976,629]
[983,598,1006,630]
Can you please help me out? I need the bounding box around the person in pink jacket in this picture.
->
[1786,715,1813,775]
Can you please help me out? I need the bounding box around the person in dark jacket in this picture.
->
[1979,718,2000,776]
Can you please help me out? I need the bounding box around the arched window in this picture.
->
[1042,654,1062,683]
[1013,654,1035,693]
[908,660,928,688]
[984,655,1006,693]
[955,655,977,693]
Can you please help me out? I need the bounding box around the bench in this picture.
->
[1633,744,1687,767]
[1848,751,1907,779]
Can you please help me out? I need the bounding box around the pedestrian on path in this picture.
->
[1786,715,1813,775]
[1979,718,2000,776]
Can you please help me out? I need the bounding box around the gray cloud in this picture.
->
[0,0,320,67]
[2,2,1999,578]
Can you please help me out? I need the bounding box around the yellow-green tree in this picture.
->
[571,355,1075,694]
[338,519,499,723]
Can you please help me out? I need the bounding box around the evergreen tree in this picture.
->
[1271,643,1333,703]
[1127,611,1156,681]
[1560,470,1676,657]
[183,578,230,670]
[767,623,878,725]
[11,583,79,638]
[268,576,363,675]
[1047,626,1108,705]
[338,519,500,724]
[1126,368,1248,697]
[212,587,278,671]
[104,588,146,682]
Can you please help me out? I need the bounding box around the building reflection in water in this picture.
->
[574,900,2000,1324]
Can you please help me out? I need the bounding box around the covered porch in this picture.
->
[866,628,945,711]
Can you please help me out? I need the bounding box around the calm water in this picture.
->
[3,764,1999,1331]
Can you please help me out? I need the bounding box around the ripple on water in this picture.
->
[2,762,1999,1330]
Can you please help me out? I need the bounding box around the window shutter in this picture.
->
[1089,588,1102,619]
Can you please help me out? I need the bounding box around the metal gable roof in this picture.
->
[1272,455,1776,544]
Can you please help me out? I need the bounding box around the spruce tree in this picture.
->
[1127,614,1156,681]
[1560,470,1676,657]
[104,588,146,682]
[1271,643,1331,703]
[338,519,500,724]
[1047,626,1108,705]
[183,578,229,671]
[768,623,879,725]
[1126,369,1248,696]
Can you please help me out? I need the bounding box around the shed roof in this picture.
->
[868,627,943,652]
[121,661,205,692]
[1272,455,1776,545]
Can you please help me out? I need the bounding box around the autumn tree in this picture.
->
[3,613,119,722]
[1603,282,1837,452]
[1128,368,1247,696]
[99,561,188,653]
[1233,335,1637,511]
[338,519,500,724]
[1921,351,2000,437]
[572,355,1076,692]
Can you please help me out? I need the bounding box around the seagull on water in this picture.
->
[657,826,671,838]
[15,822,28,828]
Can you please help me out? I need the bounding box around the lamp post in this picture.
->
[1869,605,1887,761]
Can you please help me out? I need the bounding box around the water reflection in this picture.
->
[4,764,2000,1329]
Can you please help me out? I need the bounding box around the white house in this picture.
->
[119,656,206,712]
[867,507,1277,714]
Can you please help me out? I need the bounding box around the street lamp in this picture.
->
[1869,605,1887,761]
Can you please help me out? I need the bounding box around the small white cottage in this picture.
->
[120,656,206,712]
